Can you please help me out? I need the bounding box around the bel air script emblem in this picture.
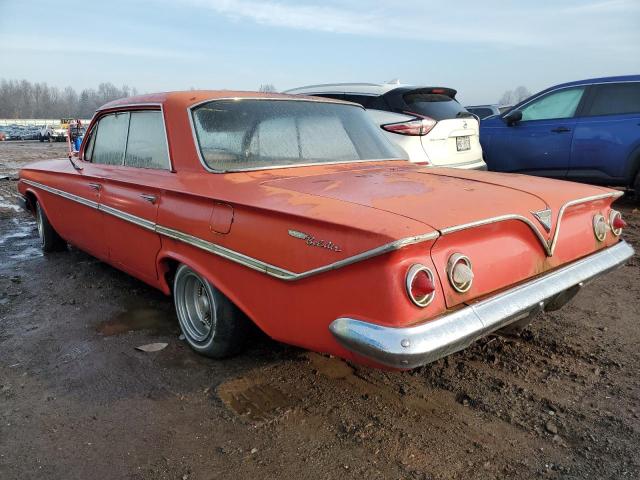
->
[288,230,342,252]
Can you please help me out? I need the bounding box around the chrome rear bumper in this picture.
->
[329,241,634,369]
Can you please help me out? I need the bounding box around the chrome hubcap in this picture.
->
[176,270,215,343]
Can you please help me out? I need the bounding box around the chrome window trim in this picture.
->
[20,180,438,281]
[440,192,623,257]
[85,104,174,172]
[187,97,403,174]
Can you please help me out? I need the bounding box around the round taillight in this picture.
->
[447,253,474,293]
[609,210,626,236]
[406,264,436,307]
[593,214,607,242]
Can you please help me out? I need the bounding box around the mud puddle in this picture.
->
[217,377,297,422]
[97,306,177,336]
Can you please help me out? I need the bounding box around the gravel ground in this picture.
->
[1,142,639,480]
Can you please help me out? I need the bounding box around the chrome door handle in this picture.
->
[88,183,101,191]
[140,193,157,204]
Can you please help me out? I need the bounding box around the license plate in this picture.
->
[456,136,471,151]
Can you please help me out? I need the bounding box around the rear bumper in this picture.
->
[329,241,634,369]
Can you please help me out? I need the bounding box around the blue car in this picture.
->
[480,75,640,191]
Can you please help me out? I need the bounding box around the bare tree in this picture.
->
[0,79,139,118]
[498,86,531,106]
[258,84,277,93]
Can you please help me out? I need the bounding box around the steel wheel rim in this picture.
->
[176,271,215,342]
[36,204,44,246]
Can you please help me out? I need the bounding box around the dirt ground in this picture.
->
[1,141,639,480]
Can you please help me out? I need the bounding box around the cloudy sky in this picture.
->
[1,0,638,104]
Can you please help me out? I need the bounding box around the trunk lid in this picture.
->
[262,164,549,232]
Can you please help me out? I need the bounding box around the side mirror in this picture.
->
[503,109,522,126]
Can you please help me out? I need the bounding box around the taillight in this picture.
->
[447,253,474,293]
[382,116,436,136]
[406,264,436,307]
[593,214,607,242]
[609,210,626,236]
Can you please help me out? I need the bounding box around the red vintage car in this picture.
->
[17,91,634,369]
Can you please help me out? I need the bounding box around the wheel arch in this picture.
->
[156,249,264,332]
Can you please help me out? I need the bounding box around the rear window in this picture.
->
[586,82,640,116]
[402,93,469,120]
[191,99,405,171]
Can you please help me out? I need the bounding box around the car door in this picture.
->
[569,81,640,185]
[485,86,586,177]
[37,159,108,261]
[87,109,170,284]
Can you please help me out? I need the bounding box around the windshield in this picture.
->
[191,99,405,171]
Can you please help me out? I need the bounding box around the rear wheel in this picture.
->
[173,264,249,358]
[35,201,66,253]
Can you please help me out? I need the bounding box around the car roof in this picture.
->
[97,90,355,112]
[283,82,416,96]
[549,74,640,90]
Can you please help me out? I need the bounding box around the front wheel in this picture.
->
[35,201,66,252]
[173,264,250,358]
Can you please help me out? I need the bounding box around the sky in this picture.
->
[1,0,639,105]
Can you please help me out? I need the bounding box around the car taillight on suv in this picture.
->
[381,115,436,136]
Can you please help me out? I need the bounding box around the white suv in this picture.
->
[285,82,486,169]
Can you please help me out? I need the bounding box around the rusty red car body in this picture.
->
[17,91,633,369]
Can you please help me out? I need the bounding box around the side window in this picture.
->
[92,112,130,165]
[520,87,585,121]
[585,83,640,116]
[83,126,97,161]
[124,111,170,169]
[342,94,374,108]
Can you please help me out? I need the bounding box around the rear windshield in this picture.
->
[402,93,470,120]
[191,99,405,171]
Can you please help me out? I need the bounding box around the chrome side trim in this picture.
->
[440,192,623,256]
[157,226,438,281]
[330,241,634,369]
[155,225,297,280]
[99,204,156,231]
[21,179,438,281]
[22,179,99,209]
